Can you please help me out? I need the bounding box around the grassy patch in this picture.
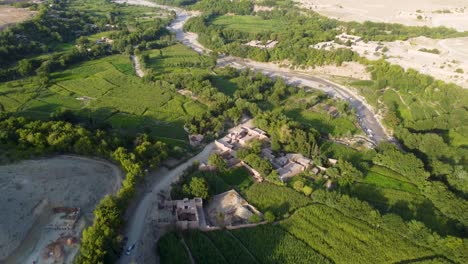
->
[363,170,419,193]
[218,167,254,190]
[143,44,213,77]
[211,75,238,96]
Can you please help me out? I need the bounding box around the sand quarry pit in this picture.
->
[0,155,123,263]
[295,0,468,31]
[0,5,36,31]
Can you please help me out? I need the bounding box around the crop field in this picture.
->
[241,183,311,217]
[68,0,170,26]
[218,167,253,190]
[230,225,330,264]
[163,203,436,264]
[280,205,433,263]
[157,232,191,264]
[87,30,119,42]
[172,167,254,200]
[0,54,208,142]
[160,182,459,264]
[176,226,330,264]
[143,44,214,77]
[182,231,227,264]
[350,166,460,235]
[211,15,283,34]
[362,166,419,193]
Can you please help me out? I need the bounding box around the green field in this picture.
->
[212,15,283,34]
[143,44,214,77]
[280,205,433,264]
[363,166,419,193]
[160,199,441,264]
[165,226,330,264]
[242,183,311,218]
[0,54,208,141]
[285,108,358,137]
[349,166,460,235]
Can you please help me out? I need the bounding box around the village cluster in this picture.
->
[214,124,336,182]
[158,122,339,232]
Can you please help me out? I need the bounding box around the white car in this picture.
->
[125,243,136,256]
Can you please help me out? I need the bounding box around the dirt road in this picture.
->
[118,142,214,264]
[218,56,389,142]
[132,55,145,77]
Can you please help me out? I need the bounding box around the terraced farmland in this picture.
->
[0,53,208,141]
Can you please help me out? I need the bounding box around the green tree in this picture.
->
[293,180,304,192]
[208,153,227,170]
[302,186,313,196]
[17,59,33,76]
[188,177,209,199]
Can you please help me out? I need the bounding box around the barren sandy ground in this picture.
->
[295,0,468,31]
[0,5,36,31]
[383,37,468,89]
[315,36,468,88]
[305,61,370,80]
[0,155,123,262]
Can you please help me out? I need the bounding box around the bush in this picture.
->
[249,214,262,223]
[264,211,276,222]
[302,186,313,196]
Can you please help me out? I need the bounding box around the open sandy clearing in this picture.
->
[314,35,468,88]
[0,5,36,31]
[295,0,468,31]
[0,155,123,263]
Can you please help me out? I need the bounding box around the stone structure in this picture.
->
[163,198,204,230]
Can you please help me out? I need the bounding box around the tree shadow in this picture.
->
[349,183,466,237]
[284,108,334,135]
